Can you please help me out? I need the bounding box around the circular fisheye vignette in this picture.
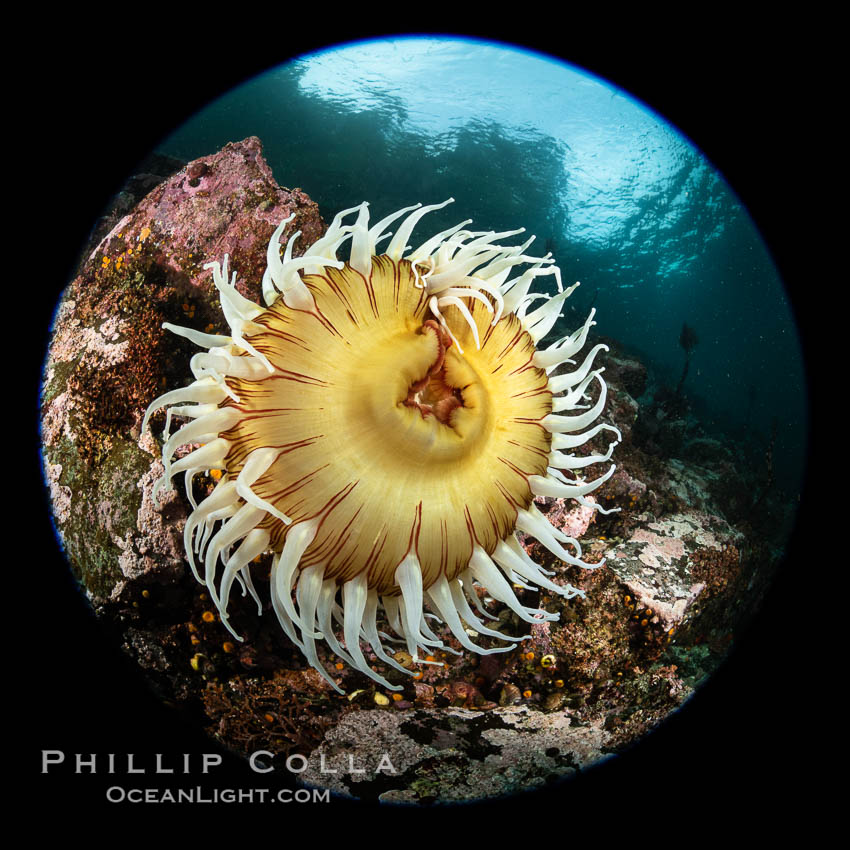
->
[40,37,801,803]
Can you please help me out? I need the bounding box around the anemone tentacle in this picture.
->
[143,200,619,691]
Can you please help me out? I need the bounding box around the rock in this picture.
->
[296,706,611,802]
[607,511,743,632]
[81,152,187,262]
[683,436,735,467]
[41,136,325,603]
[603,344,648,399]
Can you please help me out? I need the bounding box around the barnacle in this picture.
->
[144,200,620,692]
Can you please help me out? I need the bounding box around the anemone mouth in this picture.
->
[143,200,621,693]
[402,320,463,424]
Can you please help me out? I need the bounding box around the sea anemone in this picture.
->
[143,199,620,692]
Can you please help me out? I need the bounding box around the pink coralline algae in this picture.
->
[41,136,325,600]
[534,495,597,540]
[631,527,687,566]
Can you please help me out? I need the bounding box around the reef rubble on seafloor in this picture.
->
[41,136,786,803]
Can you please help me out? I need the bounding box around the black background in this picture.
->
[24,16,821,829]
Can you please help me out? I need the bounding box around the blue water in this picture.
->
[158,37,807,496]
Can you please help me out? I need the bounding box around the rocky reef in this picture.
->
[40,137,786,803]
